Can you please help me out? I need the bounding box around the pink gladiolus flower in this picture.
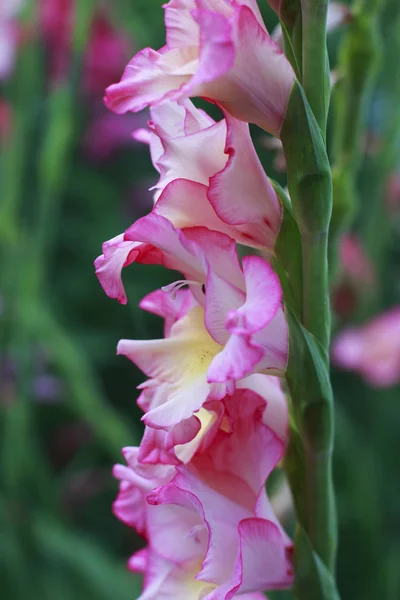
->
[332,307,400,387]
[105,0,296,136]
[39,1,131,88]
[135,99,282,250]
[117,268,287,431]
[332,234,375,318]
[339,234,375,288]
[135,287,288,463]
[98,220,287,412]
[113,391,293,598]
[83,13,131,97]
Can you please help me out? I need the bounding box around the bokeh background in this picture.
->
[0,1,399,599]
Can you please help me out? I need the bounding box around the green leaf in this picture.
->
[273,182,303,316]
[294,526,341,600]
[281,81,332,237]
[286,307,333,444]
[26,304,138,458]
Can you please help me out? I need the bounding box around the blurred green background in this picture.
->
[0,1,399,599]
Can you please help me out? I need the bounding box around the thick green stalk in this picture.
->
[281,83,332,349]
[280,79,337,596]
[300,0,330,133]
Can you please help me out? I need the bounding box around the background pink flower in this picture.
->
[332,307,400,387]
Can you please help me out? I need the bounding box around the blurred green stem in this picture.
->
[300,0,330,133]
[330,0,384,276]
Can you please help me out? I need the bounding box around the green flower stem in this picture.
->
[280,79,338,596]
[281,82,332,349]
[300,0,330,133]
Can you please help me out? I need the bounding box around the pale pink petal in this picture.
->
[164,0,198,49]
[226,256,282,334]
[138,427,180,465]
[233,518,294,593]
[204,269,245,345]
[187,4,235,89]
[165,415,202,449]
[207,333,264,382]
[94,234,143,304]
[132,127,152,144]
[153,120,227,192]
[237,374,288,443]
[149,99,187,138]
[105,46,197,114]
[118,307,222,427]
[253,307,289,374]
[124,213,208,284]
[208,113,282,249]
[147,500,208,565]
[150,390,290,590]
[112,447,174,534]
[144,375,211,428]
[154,179,230,232]
[137,550,212,600]
[139,287,198,336]
[183,226,244,290]
[188,5,295,136]
[128,548,148,573]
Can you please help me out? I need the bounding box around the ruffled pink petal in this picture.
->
[231,518,294,593]
[200,390,284,495]
[187,4,235,90]
[165,415,202,449]
[207,333,264,382]
[118,337,211,428]
[154,179,236,235]
[204,269,245,345]
[226,256,282,335]
[150,390,289,590]
[113,447,174,534]
[128,548,149,574]
[94,234,143,304]
[252,307,289,374]
[136,549,212,600]
[164,0,198,49]
[105,2,294,136]
[138,426,181,466]
[208,113,282,250]
[237,374,288,443]
[183,226,244,290]
[188,5,295,136]
[152,119,227,193]
[124,212,208,284]
[105,45,197,114]
[139,287,198,336]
